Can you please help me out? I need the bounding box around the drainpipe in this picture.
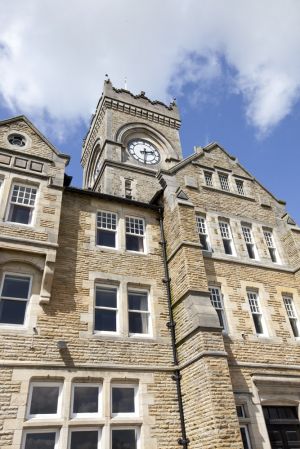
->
[158,207,189,449]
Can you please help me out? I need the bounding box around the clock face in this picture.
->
[127,139,160,165]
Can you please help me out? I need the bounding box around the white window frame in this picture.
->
[196,215,211,251]
[22,428,60,449]
[218,173,230,191]
[247,291,267,336]
[263,229,279,263]
[242,226,259,260]
[235,179,245,196]
[127,288,151,337]
[7,183,38,226]
[26,382,63,419]
[283,295,300,339]
[125,216,145,253]
[94,284,119,335]
[68,427,102,449]
[0,272,32,327]
[203,170,213,187]
[219,221,235,256]
[208,286,228,332]
[111,383,139,417]
[71,383,102,418]
[111,426,140,449]
[239,424,252,449]
[96,210,118,249]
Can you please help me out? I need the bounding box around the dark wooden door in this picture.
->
[263,406,300,449]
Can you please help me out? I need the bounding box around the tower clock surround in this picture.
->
[127,139,161,165]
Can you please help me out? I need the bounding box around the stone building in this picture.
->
[0,79,300,449]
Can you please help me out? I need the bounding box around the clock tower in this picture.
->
[81,79,182,202]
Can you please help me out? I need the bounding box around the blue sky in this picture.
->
[1,0,300,221]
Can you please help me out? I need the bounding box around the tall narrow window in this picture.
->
[236,405,252,449]
[94,286,118,333]
[263,230,278,263]
[247,291,265,335]
[124,179,133,199]
[128,290,150,335]
[283,295,300,338]
[219,173,230,191]
[242,226,257,259]
[196,216,210,251]
[219,221,235,255]
[125,216,145,252]
[8,184,37,224]
[209,287,227,331]
[204,171,213,187]
[0,274,31,325]
[96,211,117,248]
[235,179,245,196]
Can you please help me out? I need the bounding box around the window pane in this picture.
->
[0,299,27,324]
[290,318,300,337]
[253,314,264,334]
[236,405,244,418]
[24,432,56,449]
[246,244,256,259]
[216,309,225,329]
[126,235,144,252]
[9,204,31,224]
[112,429,136,449]
[223,239,232,255]
[97,229,116,247]
[240,427,251,449]
[129,311,148,334]
[199,234,209,250]
[269,248,277,262]
[95,309,116,332]
[128,293,148,311]
[95,288,117,308]
[2,275,30,298]
[70,430,98,449]
[112,387,135,413]
[73,386,99,414]
[30,386,59,415]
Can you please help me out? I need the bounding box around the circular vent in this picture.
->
[8,133,26,147]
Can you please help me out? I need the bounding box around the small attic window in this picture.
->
[8,133,26,147]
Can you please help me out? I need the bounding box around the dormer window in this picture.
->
[235,179,245,196]
[204,171,213,187]
[219,173,230,191]
[8,133,26,147]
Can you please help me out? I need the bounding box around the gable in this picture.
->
[0,116,69,163]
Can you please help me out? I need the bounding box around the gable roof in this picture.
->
[161,141,286,205]
[0,115,70,162]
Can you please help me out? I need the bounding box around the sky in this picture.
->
[0,0,300,221]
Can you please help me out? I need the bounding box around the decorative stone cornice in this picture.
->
[81,95,181,167]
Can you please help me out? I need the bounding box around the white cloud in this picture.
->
[0,0,300,138]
